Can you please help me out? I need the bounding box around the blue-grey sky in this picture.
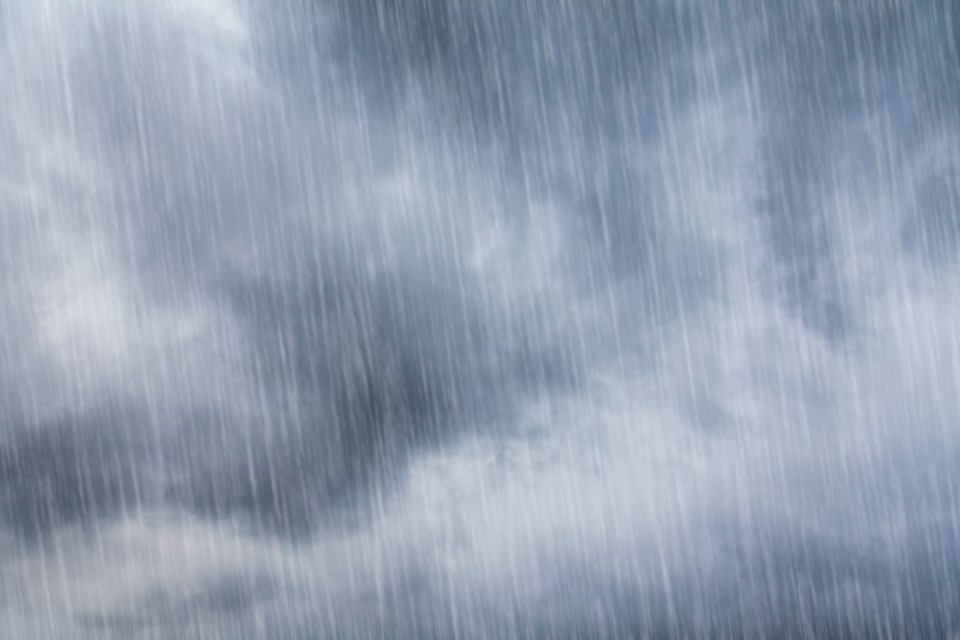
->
[1,0,959,637]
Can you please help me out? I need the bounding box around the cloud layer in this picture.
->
[1,0,959,637]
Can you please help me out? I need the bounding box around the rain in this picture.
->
[1,0,959,637]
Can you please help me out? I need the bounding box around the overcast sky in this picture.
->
[2,0,960,637]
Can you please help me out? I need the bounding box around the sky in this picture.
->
[1,0,959,637]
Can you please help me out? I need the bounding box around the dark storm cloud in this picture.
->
[300,0,960,344]
[2,0,960,637]
[0,0,614,539]
[0,411,142,538]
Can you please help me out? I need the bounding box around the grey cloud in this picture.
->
[2,0,960,637]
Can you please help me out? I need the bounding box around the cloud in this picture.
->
[1,0,959,637]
